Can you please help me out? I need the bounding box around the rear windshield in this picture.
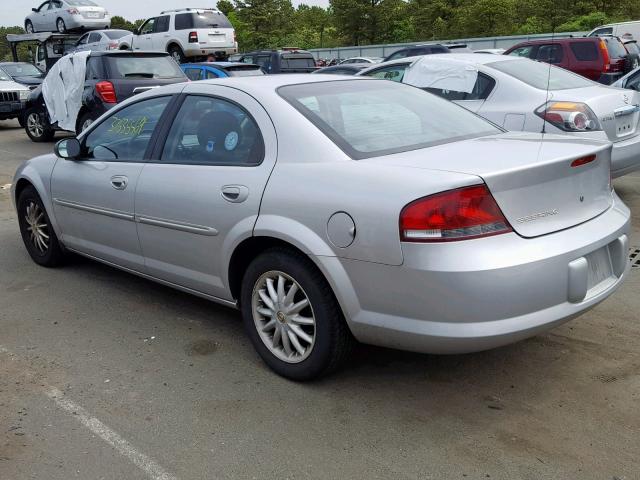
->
[488,59,594,90]
[279,80,500,160]
[282,55,315,68]
[605,38,628,58]
[104,30,130,40]
[570,42,599,61]
[226,66,264,77]
[1,63,42,76]
[175,11,233,30]
[106,56,186,79]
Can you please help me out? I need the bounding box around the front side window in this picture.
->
[139,18,156,35]
[83,96,171,161]
[363,64,409,82]
[184,68,203,81]
[37,1,49,12]
[385,50,408,61]
[508,46,533,58]
[88,32,102,43]
[160,95,264,166]
[279,80,500,159]
[77,33,89,45]
[488,59,594,90]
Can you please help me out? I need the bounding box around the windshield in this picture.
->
[1,63,42,77]
[487,59,594,90]
[107,56,186,79]
[0,69,11,81]
[279,80,500,160]
[104,30,130,40]
[175,11,232,29]
[66,0,98,5]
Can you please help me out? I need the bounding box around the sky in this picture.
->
[1,0,330,27]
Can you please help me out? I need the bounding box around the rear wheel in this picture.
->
[56,18,66,33]
[76,111,96,135]
[240,248,353,380]
[168,45,185,64]
[25,20,34,33]
[25,108,54,142]
[17,186,66,267]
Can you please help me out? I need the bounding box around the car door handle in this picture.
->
[221,185,249,203]
[110,176,128,190]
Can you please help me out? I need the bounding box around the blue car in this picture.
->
[181,62,264,80]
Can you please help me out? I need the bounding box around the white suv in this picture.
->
[119,8,237,63]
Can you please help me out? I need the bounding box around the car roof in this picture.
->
[195,73,370,93]
[89,50,170,57]
[511,37,597,46]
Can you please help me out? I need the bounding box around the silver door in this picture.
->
[135,84,278,300]
[51,95,173,270]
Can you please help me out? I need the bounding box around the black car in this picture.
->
[0,62,45,90]
[235,49,317,74]
[311,64,370,75]
[24,51,187,142]
[383,44,451,62]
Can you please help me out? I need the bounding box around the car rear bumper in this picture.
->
[611,133,640,178]
[184,45,237,58]
[66,16,111,30]
[328,193,630,354]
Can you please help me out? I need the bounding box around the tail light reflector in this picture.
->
[189,31,199,43]
[96,81,117,103]
[571,155,597,168]
[400,185,512,242]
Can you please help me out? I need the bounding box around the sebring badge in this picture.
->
[517,209,559,224]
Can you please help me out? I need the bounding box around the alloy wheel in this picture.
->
[25,201,49,254]
[81,118,93,132]
[57,19,65,33]
[27,112,44,138]
[252,271,316,363]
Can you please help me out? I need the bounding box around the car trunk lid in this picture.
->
[367,132,613,238]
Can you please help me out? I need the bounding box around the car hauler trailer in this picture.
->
[6,33,82,72]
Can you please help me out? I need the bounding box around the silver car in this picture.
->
[25,0,111,34]
[12,75,631,380]
[71,30,131,53]
[359,54,640,178]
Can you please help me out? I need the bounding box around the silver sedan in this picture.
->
[359,54,640,178]
[25,0,111,34]
[13,75,631,380]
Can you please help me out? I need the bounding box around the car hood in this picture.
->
[365,132,613,238]
[0,80,30,92]
[12,75,44,86]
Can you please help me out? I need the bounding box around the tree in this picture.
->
[233,0,296,50]
[217,0,235,16]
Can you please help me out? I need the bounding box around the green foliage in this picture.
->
[0,26,30,62]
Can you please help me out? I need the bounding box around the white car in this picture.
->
[588,21,640,41]
[339,57,383,64]
[0,72,31,125]
[72,29,131,53]
[25,0,111,34]
[119,8,237,63]
[359,54,640,178]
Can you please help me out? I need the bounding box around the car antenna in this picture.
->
[542,26,555,135]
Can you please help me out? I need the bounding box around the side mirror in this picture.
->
[32,7,38,12]
[54,138,81,159]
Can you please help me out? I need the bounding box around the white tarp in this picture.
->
[42,51,91,132]
[403,56,479,93]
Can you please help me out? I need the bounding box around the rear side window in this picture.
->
[605,38,628,58]
[591,27,613,36]
[535,44,564,63]
[625,42,640,55]
[425,73,496,101]
[107,56,186,79]
[83,96,171,161]
[160,95,264,166]
[363,64,409,82]
[88,32,102,43]
[570,42,599,61]
[175,11,232,29]
[155,15,170,33]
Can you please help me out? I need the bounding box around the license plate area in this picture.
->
[585,246,615,295]
[86,12,100,18]
[208,34,226,42]
[614,109,638,138]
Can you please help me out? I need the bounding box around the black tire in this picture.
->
[168,44,185,64]
[25,20,34,33]
[76,111,96,135]
[24,108,55,143]
[240,248,353,381]
[56,18,66,33]
[17,185,66,268]
[17,114,25,128]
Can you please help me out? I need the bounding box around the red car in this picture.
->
[504,37,629,85]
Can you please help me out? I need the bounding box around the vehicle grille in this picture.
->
[0,91,19,102]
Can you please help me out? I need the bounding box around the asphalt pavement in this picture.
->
[0,119,638,480]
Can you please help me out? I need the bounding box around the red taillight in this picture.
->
[67,8,79,14]
[189,31,199,43]
[95,81,117,104]
[571,154,597,168]
[107,41,118,50]
[599,39,611,72]
[399,185,512,242]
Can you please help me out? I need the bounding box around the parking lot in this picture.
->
[0,117,639,479]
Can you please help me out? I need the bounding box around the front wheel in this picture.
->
[25,20,34,33]
[240,248,353,380]
[56,18,66,33]
[24,108,54,142]
[17,186,66,267]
